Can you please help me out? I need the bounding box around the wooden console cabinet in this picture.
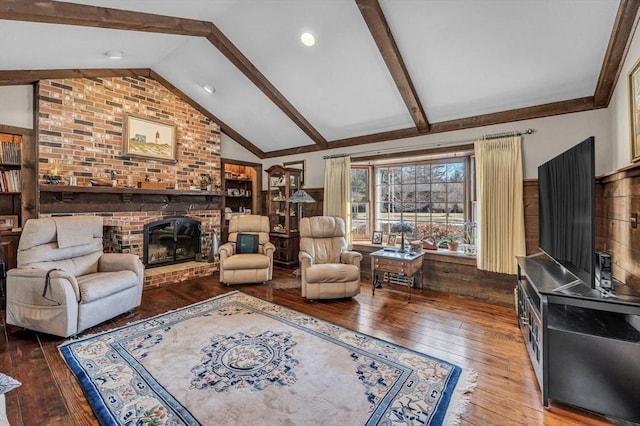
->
[516,253,640,423]
[270,234,300,268]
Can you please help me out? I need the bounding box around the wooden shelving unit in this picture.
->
[266,164,302,267]
[221,159,261,242]
[0,132,23,230]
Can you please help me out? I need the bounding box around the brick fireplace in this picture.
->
[36,76,223,287]
[106,211,219,286]
[39,186,222,286]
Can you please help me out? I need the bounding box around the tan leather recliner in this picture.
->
[299,216,362,299]
[6,216,144,337]
[219,215,275,285]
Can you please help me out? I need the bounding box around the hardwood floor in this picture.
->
[0,268,619,425]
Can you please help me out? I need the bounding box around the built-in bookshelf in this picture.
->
[220,159,261,242]
[0,133,23,229]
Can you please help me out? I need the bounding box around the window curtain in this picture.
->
[475,136,525,274]
[324,156,352,245]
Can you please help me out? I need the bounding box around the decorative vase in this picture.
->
[208,230,220,263]
[461,243,477,255]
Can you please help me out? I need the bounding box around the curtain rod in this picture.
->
[322,128,534,159]
[482,128,534,140]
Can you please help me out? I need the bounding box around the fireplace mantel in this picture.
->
[39,185,223,214]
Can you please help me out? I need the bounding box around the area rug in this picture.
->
[60,291,476,425]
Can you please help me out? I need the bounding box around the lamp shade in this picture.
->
[287,189,316,203]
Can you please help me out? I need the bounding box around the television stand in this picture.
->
[516,253,640,423]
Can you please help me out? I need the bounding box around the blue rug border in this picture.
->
[59,344,118,426]
[59,290,464,425]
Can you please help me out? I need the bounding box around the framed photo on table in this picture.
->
[387,234,397,246]
[371,231,383,244]
[124,114,177,162]
[629,58,640,162]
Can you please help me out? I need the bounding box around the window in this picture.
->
[351,167,370,237]
[351,156,473,242]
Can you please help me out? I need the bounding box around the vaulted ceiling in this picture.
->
[0,0,636,159]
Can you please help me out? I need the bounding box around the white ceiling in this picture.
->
[0,0,622,156]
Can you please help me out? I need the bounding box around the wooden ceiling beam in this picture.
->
[318,97,597,151]
[594,0,640,107]
[0,69,152,85]
[355,0,429,132]
[430,97,597,134]
[262,144,322,159]
[204,26,328,150]
[0,0,212,36]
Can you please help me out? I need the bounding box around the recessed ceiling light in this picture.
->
[300,32,315,47]
[104,50,123,60]
[203,84,215,94]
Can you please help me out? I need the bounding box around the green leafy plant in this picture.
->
[200,174,212,189]
[463,221,477,245]
[437,233,464,247]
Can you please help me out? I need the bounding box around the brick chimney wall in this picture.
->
[38,76,220,188]
[37,76,222,286]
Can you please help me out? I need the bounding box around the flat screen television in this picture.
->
[538,136,595,288]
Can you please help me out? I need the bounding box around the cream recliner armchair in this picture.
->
[299,216,362,299]
[219,215,275,285]
[6,216,144,337]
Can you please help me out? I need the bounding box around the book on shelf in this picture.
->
[0,169,21,192]
[0,139,22,164]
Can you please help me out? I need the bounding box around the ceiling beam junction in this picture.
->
[593,0,640,107]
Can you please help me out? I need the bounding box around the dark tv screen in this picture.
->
[538,137,595,288]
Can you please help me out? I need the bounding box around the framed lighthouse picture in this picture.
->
[124,114,177,162]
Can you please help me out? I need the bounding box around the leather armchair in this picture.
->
[299,216,362,299]
[6,216,144,337]
[219,215,275,285]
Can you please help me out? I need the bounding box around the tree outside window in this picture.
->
[351,167,369,237]
[350,158,470,242]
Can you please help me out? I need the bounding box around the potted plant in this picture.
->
[461,221,477,255]
[200,174,212,190]
[438,232,464,252]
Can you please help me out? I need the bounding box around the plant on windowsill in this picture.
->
[438,234,464,252]
[461,221,477,255]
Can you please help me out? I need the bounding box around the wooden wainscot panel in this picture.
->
[355,243,515,306]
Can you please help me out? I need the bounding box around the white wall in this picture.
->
[220,132,262,163]
[608,18,640,171]
[0,85,33,129]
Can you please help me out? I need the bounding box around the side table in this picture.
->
[370,248,425,302]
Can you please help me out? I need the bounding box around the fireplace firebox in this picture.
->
[143,217,201,268]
